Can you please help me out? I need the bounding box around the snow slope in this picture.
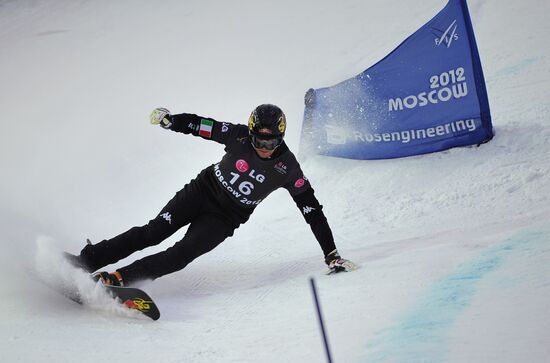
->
[1,0,549,362]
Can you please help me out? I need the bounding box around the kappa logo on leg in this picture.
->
[160,212,172,224]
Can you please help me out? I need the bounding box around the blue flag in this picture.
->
[301,0,493,159]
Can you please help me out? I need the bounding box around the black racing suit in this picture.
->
[80,113,337,285]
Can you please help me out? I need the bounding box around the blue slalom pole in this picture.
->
[310,277,333,363]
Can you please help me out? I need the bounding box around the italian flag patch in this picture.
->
[199,119,213,138]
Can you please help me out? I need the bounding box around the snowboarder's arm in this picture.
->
[150,108,247,144]
[284,168,337,258]
[291,187,336,256]
[291,187,357,273]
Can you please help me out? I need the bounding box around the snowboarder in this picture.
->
[65,104,356,286]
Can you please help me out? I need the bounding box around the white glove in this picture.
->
[150,107,172,129]
[325,249,358,274]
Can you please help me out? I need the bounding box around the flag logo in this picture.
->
[433,19,459,48]
[199,119,214,138]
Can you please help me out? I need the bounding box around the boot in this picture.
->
[92,271,124,287]
[63,239,100,273]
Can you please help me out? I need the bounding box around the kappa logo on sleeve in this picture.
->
[302,206,315,214]
[160,212,172,224]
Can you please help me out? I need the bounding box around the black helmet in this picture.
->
[248,104,286,150]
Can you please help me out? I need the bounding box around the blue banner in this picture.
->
[301,0,493,160]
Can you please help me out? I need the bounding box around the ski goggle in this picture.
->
[250,134,283,150]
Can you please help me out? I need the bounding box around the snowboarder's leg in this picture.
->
[71,179,206,272]
[116,213,235,285]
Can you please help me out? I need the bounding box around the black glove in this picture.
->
[325,249,358,274]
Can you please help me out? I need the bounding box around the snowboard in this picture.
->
[62,283,161,321]
[59,251,160,320]
[103,285,160,321]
